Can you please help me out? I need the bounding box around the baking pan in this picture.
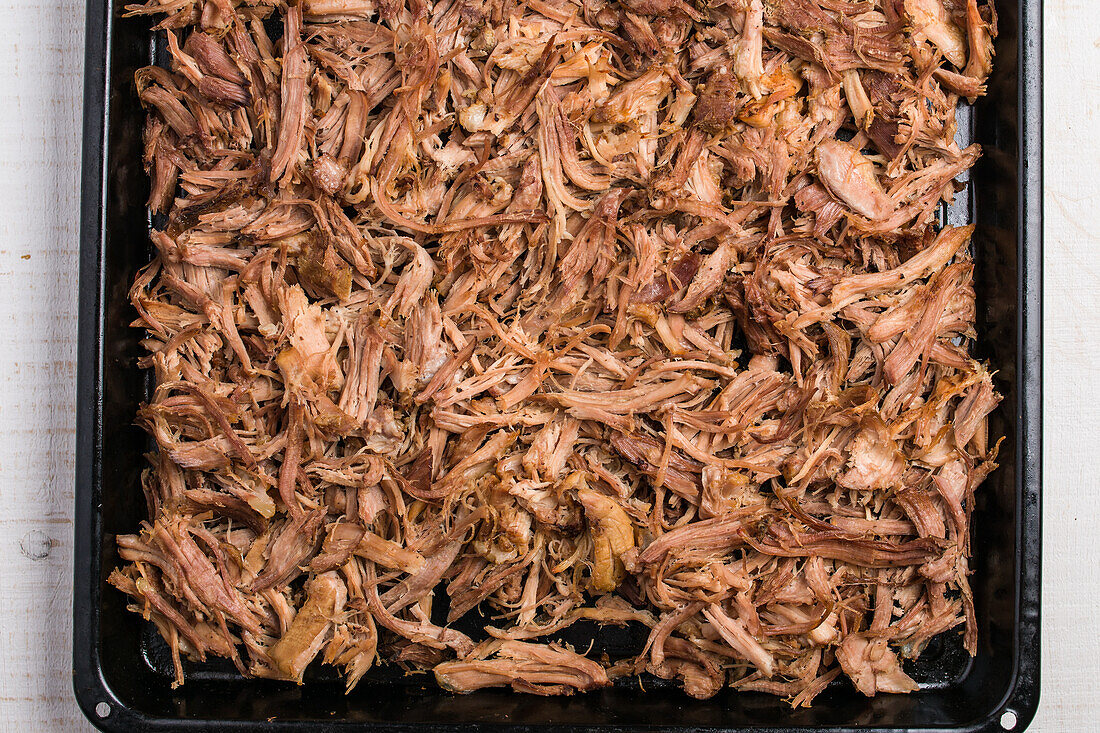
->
[72,0,1043,729]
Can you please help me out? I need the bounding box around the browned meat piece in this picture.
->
[621,0,672,16]
[249,509,326,591]
[836,634,919,696]
[268,572,348,682]
[906,0,967,68]
[694,71,742,133]
[816,139,893,221]
[646,636,726,699]
[434,641,610,695]
[575,484,634,592]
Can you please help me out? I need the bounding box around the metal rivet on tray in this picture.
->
[95,702,111,719]
[999,710,1018,731]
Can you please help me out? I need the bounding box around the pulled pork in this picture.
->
[112,0,1001,705]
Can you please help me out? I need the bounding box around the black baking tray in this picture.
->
[72,0,1043,729]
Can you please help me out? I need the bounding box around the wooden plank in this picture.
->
[0,0,95,727]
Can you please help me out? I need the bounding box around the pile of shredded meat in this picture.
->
[111,0,1002,704]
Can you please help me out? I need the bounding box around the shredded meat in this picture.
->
[114,0,1001,705]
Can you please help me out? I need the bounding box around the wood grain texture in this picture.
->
[0,0,94,728]
[1031,0,1100,729]
[0,0,1092,730]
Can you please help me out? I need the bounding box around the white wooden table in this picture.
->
[0,1,1093,729]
